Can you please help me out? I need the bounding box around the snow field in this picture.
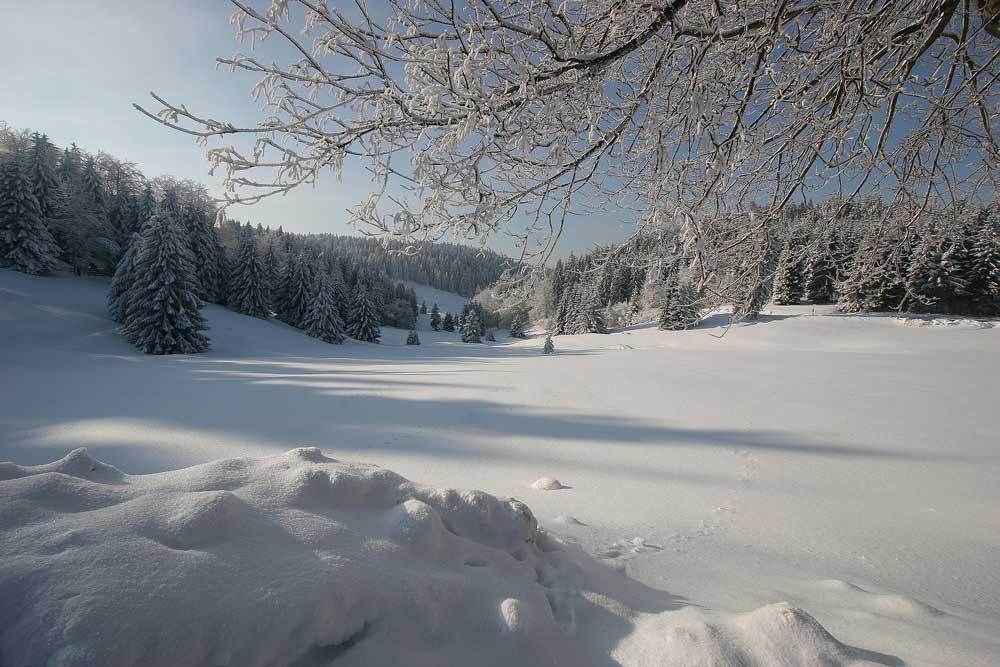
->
[2,269,1000,665]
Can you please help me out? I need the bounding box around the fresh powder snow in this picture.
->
[2,269,999,666]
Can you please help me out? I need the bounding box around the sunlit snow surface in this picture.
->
[1,269,999,665]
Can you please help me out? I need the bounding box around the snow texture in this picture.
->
[1,447,885,667]
[2,270,999,666]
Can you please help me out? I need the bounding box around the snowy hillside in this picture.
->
[2,269,1000,666]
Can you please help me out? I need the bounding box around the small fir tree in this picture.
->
[276,252,310,327]
[419,301,427,314]
[658,274,698,331]
[543,334,555,354]
[508,311,526,338]
[120,208,209,354]
[406,330,421,345]
[347,284,381,343]
[229,228,270,318]
[804,243,836,304]
[302,271,346,343]
[442,312,455,331]
[429,303,442,330]
[771,238,803,305]
[462,309,482,343]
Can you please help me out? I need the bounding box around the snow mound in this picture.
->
[818,580,943,618]
[617,603,870,666]
[1,449,878,666]
[531,477,568,491]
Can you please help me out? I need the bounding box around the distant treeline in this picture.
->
[516,197,1000,333]
[0,123,512,353]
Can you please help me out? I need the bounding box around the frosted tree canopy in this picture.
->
[137,0,1000,265]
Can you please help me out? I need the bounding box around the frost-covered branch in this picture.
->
[137,0,1000,274]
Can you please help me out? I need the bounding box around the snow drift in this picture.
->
[0,447,884,667]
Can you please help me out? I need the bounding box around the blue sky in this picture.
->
[0,0,631,258]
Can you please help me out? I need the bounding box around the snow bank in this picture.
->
[0,448,871,667]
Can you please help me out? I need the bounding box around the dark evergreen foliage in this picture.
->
[120,207,209,354]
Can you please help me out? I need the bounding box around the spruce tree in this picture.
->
[543,334,555,354]
[970,209,1000,314]
[185,204,223,303]
[406,330,421,345]
[462,309,482,343]
[347,284,381,343]
[839,225,906,313]
[107,233,142,322]
[302,271,346,343]
[430,303,442,330]
[732,223,774,321]
[804,242,836,304]
[442,312,455,332]
[771,238,803,305]
[275,252,310,327]
[229,228,270,318]
[120,207,209,354]
[29,133,63,224]
[263,242,281,303]
[419,301,427,314]
[509,311,526,338]
[575,287,608,333]
[658,274,698,330]
[0,157,61,275]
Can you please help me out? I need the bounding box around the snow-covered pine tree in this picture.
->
[731,222,774,321]
[970,207,1000,314]
[658,273,698,330]
[461,309,482,343]
[275,252,310,327]
[508,311,525,338]
[212,232,230,306]
[29,133,63,225]
[406,330,420,345]
[543,334,555,354]
[574,287,608,333]
[429,303,442,330]
[838,224,906,313]
[107,233,142,322]
[552,289,570,334]
[442,312,455,332]
[229,228,270,319]
[79,156,118,273]
[419,301,427,314]
[184,203,224,303]
[347,283,381,343]
[302,270,345,343]
[904,218,968,313]
[804,240,836,304]
[120,206,209,354]
[0,156,61,275]
[771,237,803,305]
[262,242,281,304]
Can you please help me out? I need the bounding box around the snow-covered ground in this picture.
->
[2,268,999,666]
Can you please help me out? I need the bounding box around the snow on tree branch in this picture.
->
[136,0,1000,269]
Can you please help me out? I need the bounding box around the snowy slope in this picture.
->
[401,280,470,319]
[2,269,1000,666]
